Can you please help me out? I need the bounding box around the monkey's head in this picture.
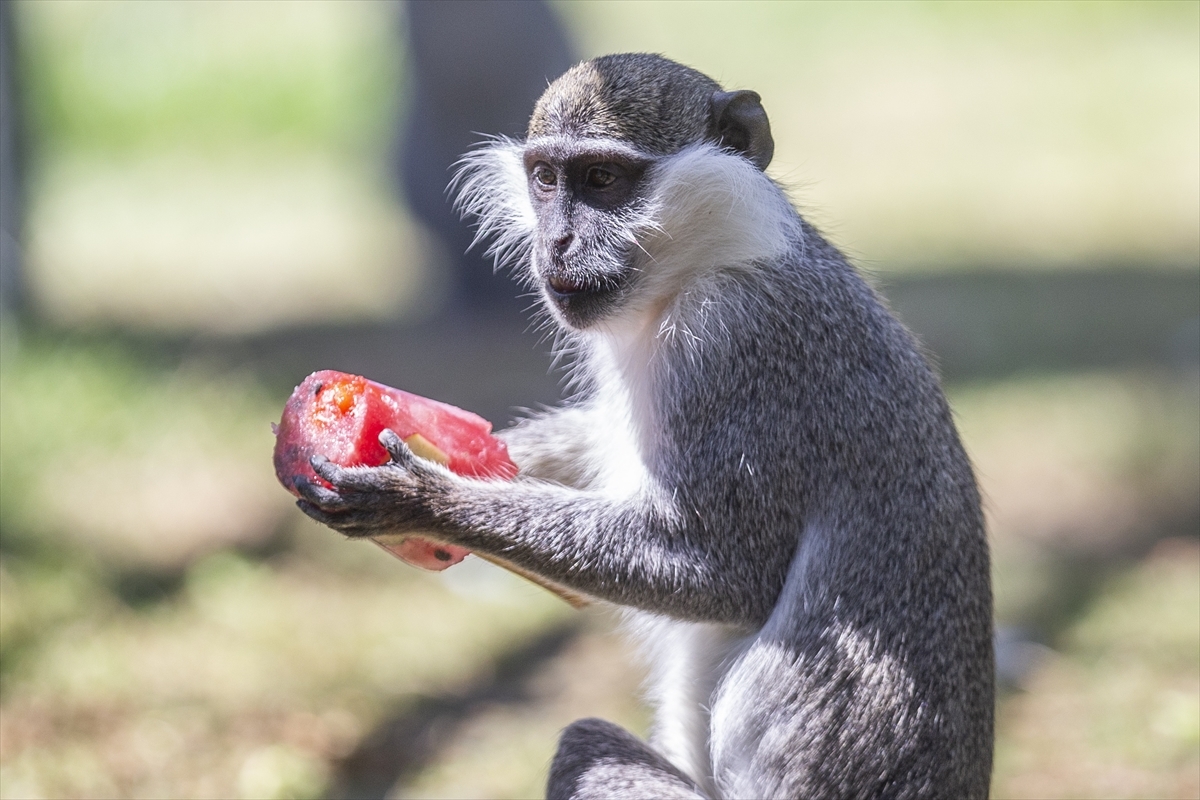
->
[457,53,778,331]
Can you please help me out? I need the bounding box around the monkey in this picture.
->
[296,53,994,799]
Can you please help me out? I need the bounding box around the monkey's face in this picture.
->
[522,139,652,330]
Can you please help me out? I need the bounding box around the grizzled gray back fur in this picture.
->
[528,53,720,155]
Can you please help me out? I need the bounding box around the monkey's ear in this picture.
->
[708,90,774,171]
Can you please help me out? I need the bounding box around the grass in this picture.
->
[14,0,426,334]
[25,152,428,334]
[2,2,1197,796]
[16,0,402,158]
[1,332,1197,797]
[991,540,1200,799]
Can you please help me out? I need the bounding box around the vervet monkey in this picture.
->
[298,53,994,799]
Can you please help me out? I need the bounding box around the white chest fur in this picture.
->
[584,320,661,500]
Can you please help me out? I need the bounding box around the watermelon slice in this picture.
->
[273,370,518,570]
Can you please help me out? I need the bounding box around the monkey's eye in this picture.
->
[532,165,557,188]
[586,167,616,188]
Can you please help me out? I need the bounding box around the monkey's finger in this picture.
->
[296,500,381,536]
[310,454,348,485]
[294,477,347,510]
[296,499,344,526]
[309,456,387,494]
[380,429,415,465]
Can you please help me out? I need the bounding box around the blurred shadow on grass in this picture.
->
[877,266,1199,378]
[104,511,299,611]
[995,505,1200,692]
[327,619,581,800]
[8,299,565,434]
[18,264,1197,425]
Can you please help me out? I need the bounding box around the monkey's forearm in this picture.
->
[299,444,768,625]
[431,479,766,624]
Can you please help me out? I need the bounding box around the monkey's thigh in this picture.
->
[546,717,705,800]
[711,633,936,800]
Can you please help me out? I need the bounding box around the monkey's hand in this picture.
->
[294,429,451,538]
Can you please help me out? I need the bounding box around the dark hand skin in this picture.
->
[294,429,448,537]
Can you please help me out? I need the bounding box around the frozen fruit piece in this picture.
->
[273,370,517,570]
[274,371,518,486]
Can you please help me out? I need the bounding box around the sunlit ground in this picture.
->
[1,337,1196,798]
[1,1,1198,798]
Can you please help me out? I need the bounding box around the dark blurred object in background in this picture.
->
[396,0,574,318]
[0,0,25,321]
[881,269,1200,379]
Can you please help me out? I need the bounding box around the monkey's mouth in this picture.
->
[547,275,590,296]
[542,268,631,329]
[541,247,636,302]
[545,268,627,298]
[545,274,630,311]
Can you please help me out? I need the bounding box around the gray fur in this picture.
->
[548,718,704,800]
[528,54,720,156]
[297,54,993,799]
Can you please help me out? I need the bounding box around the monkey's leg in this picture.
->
[547,718,706,800]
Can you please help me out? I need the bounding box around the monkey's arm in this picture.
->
[296,430,771,626]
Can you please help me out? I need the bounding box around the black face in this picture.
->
[523,141,651,329]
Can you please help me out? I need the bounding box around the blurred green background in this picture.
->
[1,1,1197,798]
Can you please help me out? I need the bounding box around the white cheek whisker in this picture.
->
[453,137,538,281]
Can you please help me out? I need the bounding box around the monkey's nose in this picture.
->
[554,232,575,257]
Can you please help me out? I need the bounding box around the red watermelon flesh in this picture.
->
[273,370,518,570]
